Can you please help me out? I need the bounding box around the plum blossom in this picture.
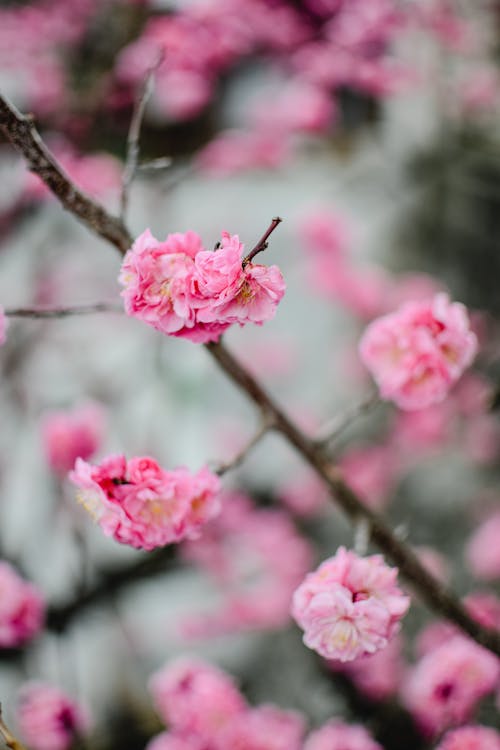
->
[359,294,478,410]
[69,455,221,551]
[436,725,500,750]
[149,657,247,736]
[146,734,207,750]
[0,562,45,648]
[119,229,285,344]
[402,636,499,736]
[216,705,305,750]
[40,402,105,476]
[292,547,410,662]
[17,682,89,750]
[303,719,383,750]
[0,306,7,346]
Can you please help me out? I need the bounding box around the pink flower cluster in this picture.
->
[40,401,105,476]
[69,455,221,551]
[359,293,478,410]
[147,657,382,750]
[292,547,410,662]
[0,562,45,649]
[180,491,313,637]
[436,725,500,750]
[17,682,89,750]
[119,229,285,344]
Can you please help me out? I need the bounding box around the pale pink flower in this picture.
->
[466,512,500,580]
[0,562,45,648]
[292,547,410,662]
[120,229,285,343]
[149,657,246,736]
[250,81,335,135]
[17,682,89,750]
[196,130,291,176]
[216,704,305,750]
[436,725,500,750]
[0,306,8,346]
[402,636,499,736]
[359,294,478,410]
[40,402,105,476]
[304,719,383,750]
[69,455,221,551]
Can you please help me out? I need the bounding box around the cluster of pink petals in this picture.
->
[292,547,410,662]
[180,491,313,637]
[17,682,89,750]
[466,512,500,580]
[40,402,105,476]
[402,635,499,736]
[69,455,221,551]
[0,562,45,648]
[359,293,478,410]
[119,229,285,344]
[0,305,8,346]
[436,725,500,750]
[304,720,383,750]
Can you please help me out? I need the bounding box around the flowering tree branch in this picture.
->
[2,91,500,657]
[242,216,282,266]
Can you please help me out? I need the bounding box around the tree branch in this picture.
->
[242,216,282,266]
[0,94,132,254]
[0,705,26,750]
[5,303,122,319]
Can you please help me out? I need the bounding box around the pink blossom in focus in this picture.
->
[0,306,8,346]
[216,704,305,750]
[402,636,499,736]
[304,719,383,750]
[466,512,500,581]
[69,455,221,551]
[292,547,410,662]
[0,562,45,648]
[119,229,285,343]
[40,402,105,476]
[17,682,89,750]
[359,294,478,410]
[436,725,500,750]
[149,657,246,736]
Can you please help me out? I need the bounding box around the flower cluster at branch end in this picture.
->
[0,562,45,649]
[17,682,89,750]
[69,455,221,551]
[359,293,478,410]
[119,229,286,344]
[291,546,410,662]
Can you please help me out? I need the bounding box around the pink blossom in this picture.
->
[149,657,246,736]
[119,229,285,343]
[146,733,207,750]
[436,725,500,750]
[17,682,89,750]
[69,455,221,551]
[0,562,45,648]
[40,402,105,476]
[216,704,305,750]
[292,547,410,662]
[466,512,500,580]
[196,129,291,176]
[0,306,8,346]
[359,294,478,410]
[304,719,383,750]
[250,82,335,135]
[402,636,499,736]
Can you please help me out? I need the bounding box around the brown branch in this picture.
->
[242,216,282,266]
[2,95,500,657]
[0,94,132,254]
[5,303,122,319]
[0,705,26,750]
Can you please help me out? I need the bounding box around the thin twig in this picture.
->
[214,415,275,475]
[3,96,500,657]
[242,216,282,266]
[0,94,132,254]
[0,705,26,750]
[120,54,164,221]
[5,302,122,319]
[315,390,380,447]
[138,157,173,173]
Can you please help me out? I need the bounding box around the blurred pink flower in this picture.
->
[292,547,409,661]
[304,719,383,750]
[17,682,89,750]
[436,725,500,750]
[216,704,305,750]
[196,130,291,176]
[0,562,45,648]
[149,657,246,736]
[146,733,207,750]
[70,455,220,551]
[466,512,500,581]
[328,634,405,701]
[40,402,105,476]
[359,294,477,410]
